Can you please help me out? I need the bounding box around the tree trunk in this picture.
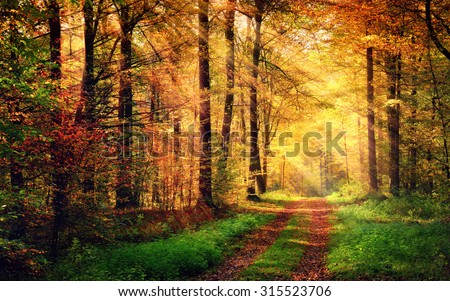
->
[386,54,401,195]
[116,5,137,208]
[8,23,26,240]
[80,0,96,193]
[198,0,214,207]
[8,156,25,240]
[221,0,235,160]
[81,0,96,122]
[248,1,266,196]
[48,0,65,257]
[409,90,418,190]
[367,47,378,191]
[357,117,365,182]
[262,118,270,192]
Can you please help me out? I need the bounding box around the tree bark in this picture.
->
[409,86,418,190]
[198,0,214,207]
[116,4,137,208]
[80,0,96,194]
[8,156,25,240]
[367,47,378,191]
[386,54,401,195]
[248,0,266,196]
[81,0,96,122]
[48,0,66,257]
[7,22,26,240]
[221,0,235,160]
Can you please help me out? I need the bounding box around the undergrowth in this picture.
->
[48,213,274,280]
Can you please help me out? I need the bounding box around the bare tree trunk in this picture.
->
[262,118,270,192]
[357,117,365,182]
[367,47,378,191]
[386,54,401,195]
[48,0,66,257]
[8,23,26,240]
[198,0,214,207]
[248,0,266,196]
[409,88,418,190]
[221,0,235,159]
[377,118,384,187]
[116,5,137,208]
[8,156,25,240]
[80,0,96,194]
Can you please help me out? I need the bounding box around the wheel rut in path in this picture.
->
[292,198,334,281]
[198,201,300,281]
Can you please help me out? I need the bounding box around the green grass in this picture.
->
[237,213,309,280]
[49,213,275,280]
[260,190,301,203]
[327,196,450,280]
[238,191,301,213]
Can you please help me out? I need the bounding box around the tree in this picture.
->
[247,0,266,196]
[115,0,136,208]
[47,0,67,257]
[113,0,158,208]
[385,53,401,195]
[221,0,236,160]
[79,0,97,194]
[198,0,214,207]
[367,46,378,191]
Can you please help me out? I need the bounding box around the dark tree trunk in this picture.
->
[48,0,66,257]
[198,0,214,207]
[262,117,271,192]
[8,156,25,240]
[116,5,137,208]
[50,175,68,257]
[377,118,384,187]
[81,0,96,122]
[409,88,418,190]
[248,1,266,196]
[49,1,61,81]
[81,0,96,193]
[386,54,401,195]
[409,127,418,190]
[221,0,236,160]
[367,47,378,191]
[8,23,26,240]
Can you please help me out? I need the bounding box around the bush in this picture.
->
[0,239,47,280]
[328,181,367,204]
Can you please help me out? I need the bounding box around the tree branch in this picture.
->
[425,0,450,60]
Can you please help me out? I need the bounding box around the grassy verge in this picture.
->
[237,213,309,280]
[49,213,275,280]
[327,195,450,280]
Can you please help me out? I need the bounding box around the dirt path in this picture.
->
[197,201,301,281]
[292,198,334,280]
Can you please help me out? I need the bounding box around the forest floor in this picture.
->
[198,198,335,281]
[46,193,449,280]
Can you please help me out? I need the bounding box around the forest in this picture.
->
[0,0,449,281]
